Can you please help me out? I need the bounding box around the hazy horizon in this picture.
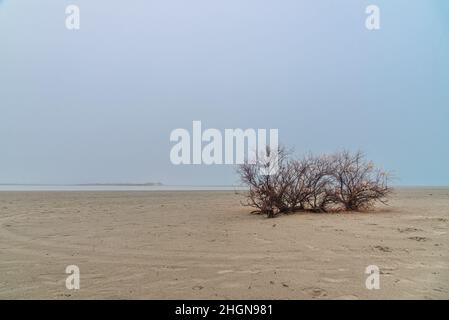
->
[1,0,448,186]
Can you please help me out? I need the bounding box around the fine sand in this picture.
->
[0,188,448,299]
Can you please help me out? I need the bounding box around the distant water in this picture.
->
[0,185,247,191]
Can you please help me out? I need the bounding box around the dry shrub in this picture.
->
[328,150,392,211]
[238,149,392,218]
[237,147,290,218]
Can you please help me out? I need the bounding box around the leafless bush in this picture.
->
[238,148,392,217]
[302,155,335,212]
[282,158,310,212]
[237,147,290,218]
[328,150,392,211]
[283,155,333,212]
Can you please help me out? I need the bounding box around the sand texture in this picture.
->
[0,188,448,299]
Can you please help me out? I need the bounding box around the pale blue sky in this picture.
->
[0,0,448,185]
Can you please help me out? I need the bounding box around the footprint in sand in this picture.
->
[397,227,423,233]
[380,267,396,275]
[408,236,428,242]
[192,285,204,290]
[372,245,392,252]
[303,287,328,298]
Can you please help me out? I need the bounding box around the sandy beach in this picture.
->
[0,188,448,299]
